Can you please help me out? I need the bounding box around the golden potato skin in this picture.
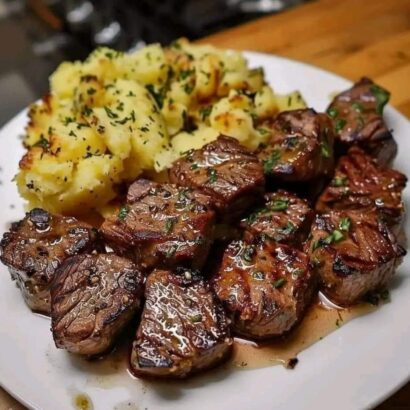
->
[16,39,307,215]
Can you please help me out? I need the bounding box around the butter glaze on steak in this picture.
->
[0,208,99,314]
[241,190,314,247]
[316,147,407,235]
[100,179,215,270]
[327,77,396,165]
[305,210,405,306]
[130,268,232,378]
[257,109,334,182]
[169,135,265,221]
[51,253,144,355]
[212,239,316,339]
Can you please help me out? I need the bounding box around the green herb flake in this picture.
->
[321,141,331,158]
[199,105,212,121]
[165,217,177,234]
[263,150,281,174]
[242,245,255,263]
[118,206,129,220]
[270,199,289,212]
[251,271,265,280]
[370,84,390,115]
[207,168,218,183]
[33,136,50,150]
[335,118,347,133]
[327,107,338,118]
[331,175,348,187]
[339,217,351,232]
[312,229,345,250]
[104,106,118,119]
[280,221,296,235]
[272,278,286,289]
[351,101,364,113]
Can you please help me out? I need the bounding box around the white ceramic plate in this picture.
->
[0,52,409,410]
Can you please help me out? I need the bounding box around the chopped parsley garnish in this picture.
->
[146,84,165,108]
[339,217,351,231]
[257,127,270,135]
[335,118,347,133]
[33,136,50,149]
[242,245,255,263]
[104,106,118,119]
[190,163,199,170]
[63,116,74,126]
[263,150,281,174]
[118,205,129,220]
[272,278,286,289]
[179,69,195,80]
[199,105,212,121]
[321,140,331,158]
[165,217,177,234]
[87,87,96,95]
[279,221,296,235]
[327,107,338,118]
[251,271,265,280]
[351,101,364,113]
[331,175,347,187]
[370,84,390,115]
[312,229,344,251]
[270,199,289,212]
[183,83,194,94]
[207,168,218,183]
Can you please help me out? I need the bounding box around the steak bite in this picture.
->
[212,239,316,339]
[240,190,314,247]
[305,210,405,306]
[316,147,407,234]
[257,109,334,182]
[327,77,396,165]
[130,268,232,378]
[51,253,144,356]
[101,179,215,270]
[168,135,265,221]
[0,208,98,314]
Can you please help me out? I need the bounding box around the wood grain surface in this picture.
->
[1,0,409,408]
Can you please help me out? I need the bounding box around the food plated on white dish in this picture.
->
[0,40,409,410]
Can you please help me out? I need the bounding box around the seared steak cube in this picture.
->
[101,179,215,270]
[130,268,232,378]
[258,109,334,182]
[0,208,98,314]
[327,77,396,165]
[316,147,407,234]
[169,135,265,221]
[241,190,314,247]
[51,254,144,355]
[212,240,316,339]
[305,210,405,306]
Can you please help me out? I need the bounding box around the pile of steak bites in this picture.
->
[0,78,406,379]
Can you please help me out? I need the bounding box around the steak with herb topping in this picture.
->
[257,109,334,182]
[100,179,215,270]
[241,190,314,247]
[0,208,99,314]
[168,135,265,221]
[51,253,144,355]
[212,239,316,339]
[130,268,232,378]
[316,147,407,235]
[305,210,405,306]
[327,77,396,165]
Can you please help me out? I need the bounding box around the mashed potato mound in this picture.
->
[16,39,307,215]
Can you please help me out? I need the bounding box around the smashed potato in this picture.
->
[16,39,307,215]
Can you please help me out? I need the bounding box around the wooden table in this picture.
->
[1,0,409,408]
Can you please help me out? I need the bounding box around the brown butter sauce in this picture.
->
[230,293,377,370]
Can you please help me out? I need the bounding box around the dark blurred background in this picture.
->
[0,0,308,126]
